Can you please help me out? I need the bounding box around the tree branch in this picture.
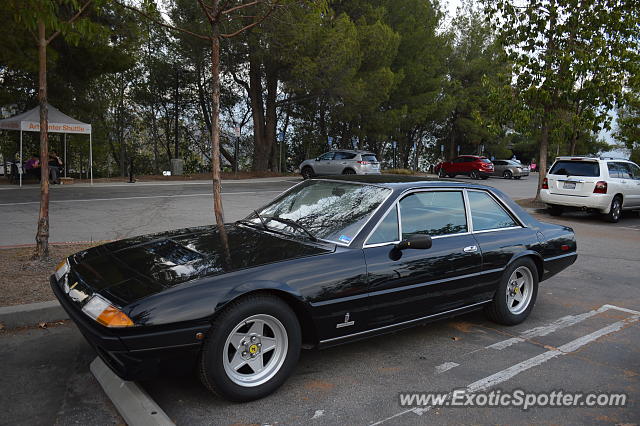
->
[220,3,277,38]
[221,0,262,15]
[197,0,217,24]
[46,0,93,44]
[115,0,211,41]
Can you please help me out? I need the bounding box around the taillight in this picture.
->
[542,178,549,189]
[357,161,370,165]
[593,181,607,194]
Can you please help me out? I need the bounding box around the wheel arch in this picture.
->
[342,167,356,174]
[507,251,544,282]
[214,284,318,347]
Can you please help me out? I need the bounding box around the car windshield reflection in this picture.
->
[246,180,391,245]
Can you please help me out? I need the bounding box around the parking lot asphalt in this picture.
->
[1,176,639,424]
[134,208,639,425]
[0,177,300,246]
[2,174,639,247]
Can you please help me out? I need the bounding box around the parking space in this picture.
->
[133,208,639,425]
[2,175,639,424]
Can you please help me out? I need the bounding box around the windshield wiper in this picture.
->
[253,210,268,230]
[265,216,319,242]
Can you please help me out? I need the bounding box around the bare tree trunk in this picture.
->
[536,109,550,200]
[34,20,50,259]
[248,53,269,171]
[265,66,278,170]
[210,25,224,228]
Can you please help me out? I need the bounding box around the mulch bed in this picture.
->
[0,243,97,307]
[515,198,547,210]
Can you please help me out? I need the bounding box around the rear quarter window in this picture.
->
[549,161,600,177]
[361,154,378,162]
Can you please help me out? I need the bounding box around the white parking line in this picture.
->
[0,190,283,207]
[486,305,609,350]
[371,304,640,425]
[434,362,460,374]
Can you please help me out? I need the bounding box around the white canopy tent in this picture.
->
[0,104,92,186]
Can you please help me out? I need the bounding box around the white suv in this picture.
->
[540,156,640,222]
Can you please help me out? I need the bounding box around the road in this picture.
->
[2,174,638,246]
[1,174,639,425]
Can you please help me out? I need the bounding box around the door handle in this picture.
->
[463,245,478,253]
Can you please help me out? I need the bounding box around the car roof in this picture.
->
[313,174,495,190]
[330,149,375,154]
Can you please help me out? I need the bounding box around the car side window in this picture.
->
[607,163,620,178]
[318,152,334,161]
[628,163,640,180]
[367,206,399,244]
[467,191,518,231]
[453,157,464,163]
[334,152,356,160]
[616,162,632,179]
[399,191,468,238]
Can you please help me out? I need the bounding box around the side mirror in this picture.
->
[315,157,320,161]
[395,235,432,251]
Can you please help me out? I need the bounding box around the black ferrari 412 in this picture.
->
[51,176,576,401]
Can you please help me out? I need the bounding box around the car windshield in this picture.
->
[247,180,391,244]
[549,160,600,177]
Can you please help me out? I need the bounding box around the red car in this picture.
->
[435,155,494,180]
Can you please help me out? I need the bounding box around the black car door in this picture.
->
[363,189,484,329]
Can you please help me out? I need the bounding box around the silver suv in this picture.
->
[299,150,381,179]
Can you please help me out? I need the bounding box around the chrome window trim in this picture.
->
[362,203,401,248]
[363,188,469,247]
[472,226,523,234]
[464,188,526,230]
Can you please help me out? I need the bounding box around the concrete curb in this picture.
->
[91,357,175,426]
[0,300,68,328]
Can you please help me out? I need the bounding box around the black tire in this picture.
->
[301,167,314,180]
[604,196,622,223]
[548,205,563,216]
[438,168,447,178]
[448,174,456,178]
[503,170,513,179]
[484,257,539,325]
[198,294,301,402]
[480,176,489,180]
[342,168,356,175]
[470,170,479,180]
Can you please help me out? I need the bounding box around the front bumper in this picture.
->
[50,275,209,380]
[539,190,612,213]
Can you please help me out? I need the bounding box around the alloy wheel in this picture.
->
[222,314,288,387]
[505,266,534,315]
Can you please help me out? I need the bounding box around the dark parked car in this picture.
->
[435,155,494,179]
[51,176,576,401]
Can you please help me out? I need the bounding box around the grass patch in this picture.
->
[0,243,100,306]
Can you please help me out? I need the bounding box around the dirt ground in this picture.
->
[0,243,96,306]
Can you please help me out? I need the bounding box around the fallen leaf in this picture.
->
[451,336,460,341]
[38,322,47,329]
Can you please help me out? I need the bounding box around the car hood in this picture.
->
[68,224,334,305]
